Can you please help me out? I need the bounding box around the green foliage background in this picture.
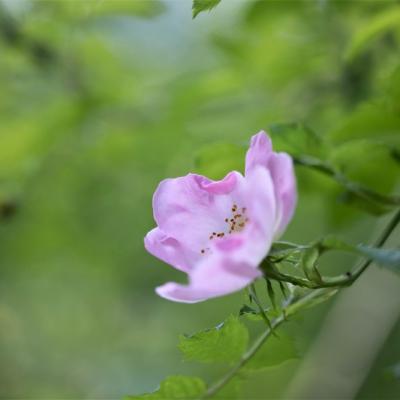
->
[0,0,399,398]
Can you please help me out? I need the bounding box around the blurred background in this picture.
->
[0,0,399,398]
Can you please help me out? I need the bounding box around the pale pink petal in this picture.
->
[268,153,297,238]
[155,256,261,303]
[245,130,273,175]
[194,172,237,194]
[144,228,198,273]
[244,165,277,247]
[245,131,297,239]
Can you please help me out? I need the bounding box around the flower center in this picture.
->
[200,203,249,255]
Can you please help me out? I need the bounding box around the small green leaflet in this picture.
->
[179,315,248,364]
[244,332,297,371]
[357,245,400,273]
[124,376,206,399]
[321,236,400,273]
[192,0,221,19]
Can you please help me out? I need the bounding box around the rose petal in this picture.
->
[155,256,262,303]
[245,130,273,175]
[267,153,297,238]
[144,227,197,272]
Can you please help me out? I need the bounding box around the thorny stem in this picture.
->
[201,208,400,399]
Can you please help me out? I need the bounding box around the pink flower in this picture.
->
[144,131,297,303]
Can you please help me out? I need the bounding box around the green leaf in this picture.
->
[192,0,221,19]
[179,315,249,364]
[244,332,297,371]
[125,376,206,399]
[321,236,400,272]
[268,122,325,158]
[357,245,400,273]
[328,140,400,214]
[345,7,400,61]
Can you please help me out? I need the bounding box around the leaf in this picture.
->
[357,245,400,273]
[321,236,400,273]
[244,332,297,371]
[125,376,206,399]
[268,122,325,158]
[192,0,221,19]
[328,140,400,214]
[345,7,400,61]
[178,315,249,364]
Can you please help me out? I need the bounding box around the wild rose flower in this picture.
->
[144,131,297,303]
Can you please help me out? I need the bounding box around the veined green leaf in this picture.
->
[193,0,221,19]
[125,376,206,399]
[178,315,249,364]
